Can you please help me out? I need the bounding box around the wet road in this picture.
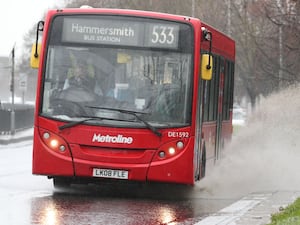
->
[0,140,235,225]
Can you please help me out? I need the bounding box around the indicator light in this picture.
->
[59,145,66,152]
[43,132,50,139]
[176,141,184,149]
[159,151,166,158]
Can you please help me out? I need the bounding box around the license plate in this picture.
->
[93,168,128,179]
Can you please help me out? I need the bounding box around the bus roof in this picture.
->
[46,7,199,23]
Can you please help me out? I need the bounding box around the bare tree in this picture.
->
[263,0,300,87]
[229,0,300,109]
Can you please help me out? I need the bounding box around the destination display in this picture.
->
[62,17,179,49]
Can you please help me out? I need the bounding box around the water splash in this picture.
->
[197,84,300,198]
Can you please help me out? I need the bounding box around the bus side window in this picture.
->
[222,61,235,120]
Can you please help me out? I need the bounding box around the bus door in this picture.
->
[215,57,225,161]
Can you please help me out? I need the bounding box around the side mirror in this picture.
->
[201,54,213,80]
[30,43,41,69]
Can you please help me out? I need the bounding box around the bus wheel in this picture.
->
[200,148,206,179]
[53,177,71,189]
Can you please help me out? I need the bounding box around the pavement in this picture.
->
[1,129,299,225]
[0,128,33,145]
[195,191,300,225]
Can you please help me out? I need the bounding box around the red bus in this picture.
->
[30,7,235,187]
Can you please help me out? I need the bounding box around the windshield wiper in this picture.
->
[86,106,162,137]
[58,116,104,130]
[58,115,137,130]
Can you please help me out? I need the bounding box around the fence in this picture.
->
[0,103,34,134]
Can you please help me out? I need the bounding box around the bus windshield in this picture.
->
[41,15,193,127]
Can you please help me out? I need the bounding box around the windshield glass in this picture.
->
[41,16,193,128]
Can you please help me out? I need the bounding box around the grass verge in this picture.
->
[267,198,300,225]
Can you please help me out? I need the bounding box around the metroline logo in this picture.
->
[92,133,133,144]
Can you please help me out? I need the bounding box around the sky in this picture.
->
[0,0,64,57]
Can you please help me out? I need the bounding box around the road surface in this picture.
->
[0,139,236,225]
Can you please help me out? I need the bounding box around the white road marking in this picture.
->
[194,194,269,225]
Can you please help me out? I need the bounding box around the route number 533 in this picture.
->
[151,25,176,45]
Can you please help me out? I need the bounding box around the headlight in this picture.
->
[168,147,176,155]
[40,129,69,154]
[157,141,185,160]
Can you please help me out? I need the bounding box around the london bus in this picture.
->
[30,7,235,188]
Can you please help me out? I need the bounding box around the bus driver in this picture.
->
[60,62,99,102]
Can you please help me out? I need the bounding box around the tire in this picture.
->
[200,147,206,179]
[53,177,71,189]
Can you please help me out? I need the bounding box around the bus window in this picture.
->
[223,60,235,120]
[203,54,220,122]
[42,47,192,125]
